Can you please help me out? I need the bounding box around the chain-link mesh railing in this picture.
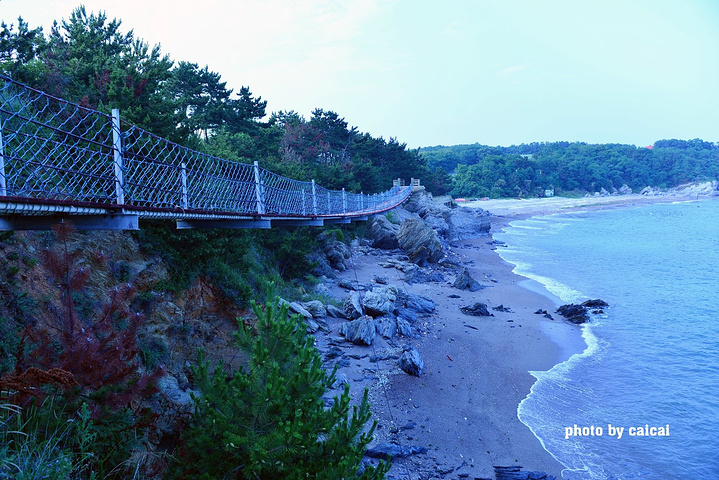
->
[0,75,411,219]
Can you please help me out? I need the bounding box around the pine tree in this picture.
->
[176,294,389,479]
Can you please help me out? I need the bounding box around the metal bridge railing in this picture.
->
[0,75,411,221]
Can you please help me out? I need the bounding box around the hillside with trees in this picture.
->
[421,139,719,198]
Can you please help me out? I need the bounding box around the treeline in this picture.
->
[0,8,448,195]
[421,139,719,198]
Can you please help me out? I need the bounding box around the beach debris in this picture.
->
[556,299,609,324]
[365,442,428,460]
[452,268,485,292]
[399,346,424,376]
[460,302,494,317]
[339,315,376,345]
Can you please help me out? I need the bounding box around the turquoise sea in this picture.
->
[494,199,719,479]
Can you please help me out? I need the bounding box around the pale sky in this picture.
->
[2,0,718,148]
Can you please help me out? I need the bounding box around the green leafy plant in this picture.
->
[174,291,389,479]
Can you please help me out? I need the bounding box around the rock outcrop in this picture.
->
[397,218,443,265]
[368,215,400,250]
[339,315,376,345]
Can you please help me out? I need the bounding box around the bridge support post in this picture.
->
[180,162,188,209]
[342,188,347,214]
[0,128,6,196]
[301,190,306,215]
[253,161,265,214]
[327,191,331,215]
[112,109,124,205]
[312,179,317,215]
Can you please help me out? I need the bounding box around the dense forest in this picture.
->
[421,139,719,199]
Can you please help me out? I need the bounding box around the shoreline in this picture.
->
[327,212,587,478]
[326,193,709,479]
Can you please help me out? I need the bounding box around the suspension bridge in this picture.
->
[0,75,418,231]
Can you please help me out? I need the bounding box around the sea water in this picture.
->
[494,199,719,479]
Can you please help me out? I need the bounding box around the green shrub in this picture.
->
[174,292,389,479]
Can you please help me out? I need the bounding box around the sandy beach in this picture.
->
[318,194,697,480]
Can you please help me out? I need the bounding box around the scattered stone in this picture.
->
[339,315,376,345]
[460,302,493,317]
[492,304,513,312]
[332,373,350,388]
[557,299,608,324]
[452,268,485,292]
[395,308,417,323]
[372,275,389,285]
[448,294,461,299]
[324,346,344,360]
[534,309,548,315]
[305,318,320,333]
[365,443,428,460]
[399,347,424,376]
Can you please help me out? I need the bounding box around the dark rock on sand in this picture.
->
[460,302,493,317]
[452,267,485,292]
[492,304,513,312]
[399,347,424,376]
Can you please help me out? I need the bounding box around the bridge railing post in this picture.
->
[112,109,125,205]
[180,162,188,209]
[312,180,317,215]
[327,191,331,215]
[0,127,6,196]
[253,161,265,215]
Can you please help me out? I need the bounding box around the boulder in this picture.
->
[556,304,589,324]
[368,215,400,250]
[460,302,493,317]
[397,290,436,314]
[343,292,364,319]
[399,347,424,376]
[397,218,443,265]
[326,304,348,319]
[396,317,413,337]
[452,268,484,292]
[375,315,398,339]
[362,285,399,317]
[339,315,376,345]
